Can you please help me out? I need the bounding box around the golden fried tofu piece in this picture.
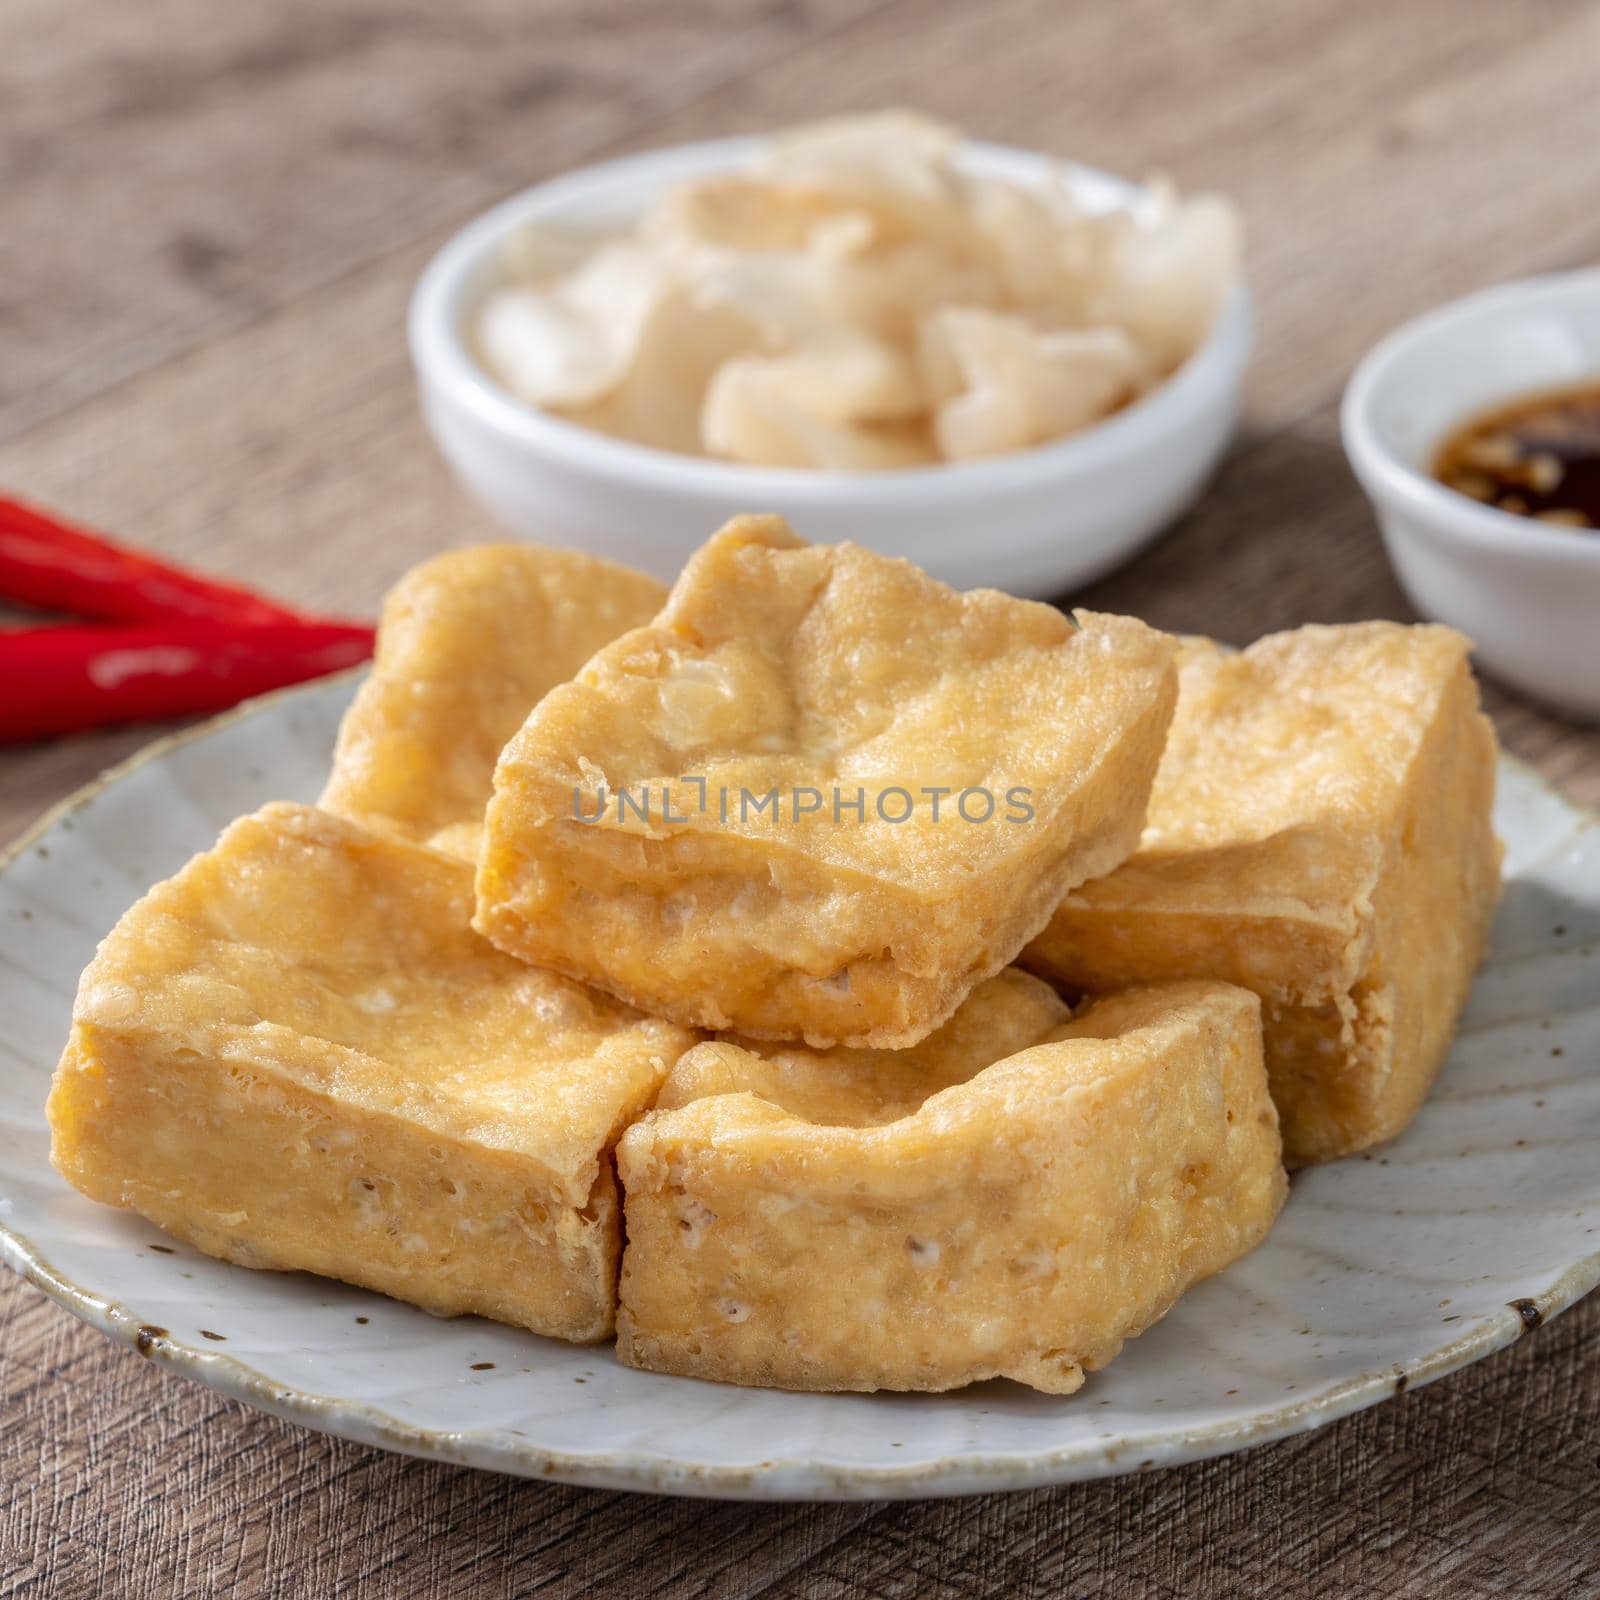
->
[320,544,666,860]
[617,976,1284,1393]
[1024,623,1502,1166]
[476,515,1178,1048]
[47,803,694,1342]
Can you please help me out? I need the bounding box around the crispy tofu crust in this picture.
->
[319,544,666,860]
[1024,624,1503,1165]
[616,977,1285,1393]
[46,803,695,1342]
[476,515,1178,1048]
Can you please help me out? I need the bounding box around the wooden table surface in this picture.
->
[4,3,1599,1595]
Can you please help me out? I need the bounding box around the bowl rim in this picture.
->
[1341,267,1600,565]
[408,135,1252,500]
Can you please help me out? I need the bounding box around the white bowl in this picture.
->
[409,137,1252,597]
[1343,270,1600,721]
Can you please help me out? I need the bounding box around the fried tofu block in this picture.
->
[47,803,695,1342]
[476,515,1178,1048]
[1024,623,1502,1166]
[320,544,666,860]
[616,976,1284,1393]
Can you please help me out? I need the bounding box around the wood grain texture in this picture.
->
[2,1,1599,1595]
[0,0,883,441]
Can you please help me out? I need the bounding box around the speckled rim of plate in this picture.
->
[0,677,1596,1501]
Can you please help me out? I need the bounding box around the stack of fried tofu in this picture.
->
[47,517,1501,1394]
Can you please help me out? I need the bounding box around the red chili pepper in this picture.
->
[0,496,308,627]
[0,620,376,743]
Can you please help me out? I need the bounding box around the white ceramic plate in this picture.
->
[2,677,1597,1500]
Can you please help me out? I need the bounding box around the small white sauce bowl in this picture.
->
[1343,271,1600,721]
[409,137,1252,597]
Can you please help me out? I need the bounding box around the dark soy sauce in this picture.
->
[1434,383,1600,529]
